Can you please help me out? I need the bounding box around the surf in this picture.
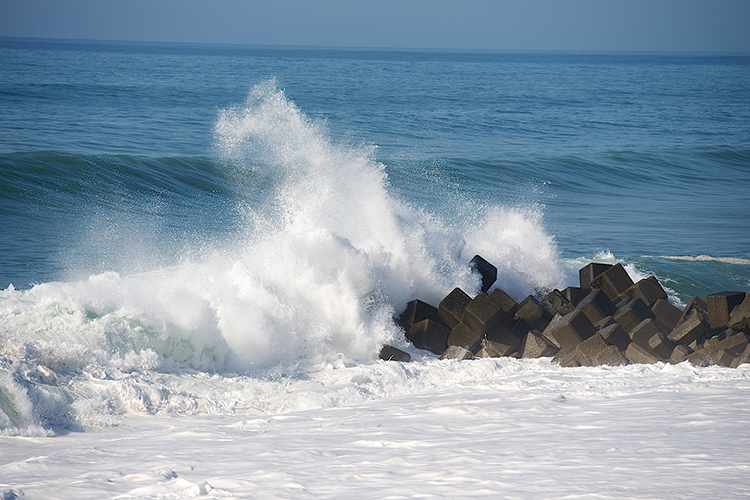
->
[0,79,569,434]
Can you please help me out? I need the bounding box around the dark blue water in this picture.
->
[2,38,749,296]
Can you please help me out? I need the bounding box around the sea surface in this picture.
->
[1,38,749,438]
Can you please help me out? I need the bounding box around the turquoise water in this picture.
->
[1,38,749,434]
[2,39,748,295]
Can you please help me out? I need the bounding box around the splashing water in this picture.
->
[0,80,569,433]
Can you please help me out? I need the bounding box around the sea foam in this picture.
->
[0,80,570,433]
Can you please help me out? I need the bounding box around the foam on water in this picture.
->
[0,80,573,434]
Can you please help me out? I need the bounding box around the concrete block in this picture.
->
[470,254,497,293]
[440,345,474,360]
[379,345,411,362]
[713,348,737,368]
[547,309,596,351]
[539,313,564,348]
[669,344,693,364]
[579,262,613,289]
[507,317,536,338]
[552,348,581,367]
[707,291,746,329]
[575,333,609,366]
[592,345,630,366]
[447,322,482,350]
[598,323,631,352]
[619,276,668,307]
[648,331,675,360]
[614,298,655,333]
[471,331,519,357]
[677,296,708,327]
[520,330,559,358]
[438,287,472,329]
[540,289,576,317]
[728,295,750,331]
[687,347,717,367]
[563,286,589,306]
[730,344,750,368]
[485,324,521,355]
[715,332,749,355]
[629,318,663,346]
[668,309,710,346]
[651,299,682,335]
[488,287,518,320]
[594,315,616,330]
[462,292,503,336]
[515,295,553,331]
[591,263,634,301]
[408,319,450,354]
[625,343,660,365]
[577,289,618,324]
[397,299,440,336]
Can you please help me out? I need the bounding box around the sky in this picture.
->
[1,0,749,52]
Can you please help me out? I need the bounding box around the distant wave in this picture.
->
[644,255,750,265]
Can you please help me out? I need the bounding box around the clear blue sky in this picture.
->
[1,0,749,52]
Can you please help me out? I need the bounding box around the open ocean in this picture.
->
[1,38,750,499]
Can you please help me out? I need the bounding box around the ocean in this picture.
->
[1,38,749,499]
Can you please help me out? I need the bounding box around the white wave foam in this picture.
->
[0,80,569,434]
[648,254,750,265]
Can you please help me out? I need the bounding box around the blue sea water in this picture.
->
[0,38,749,434]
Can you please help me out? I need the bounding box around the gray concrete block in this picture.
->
[648,331,675,360]
[552,348,581,367]
[619,276,668,307]
[629,318,663,346]
[598,323,631,352]
[668,309,710,346]
[594,315,616,330]
[677,296,708,327]
[575,333,609,366]
[398,299,440,336]
[539,313,564,348]
[614,298,655,333]
[440,345,474,360]
[485,324,521,355]
[470,254,497,293]
[577,289,618,324]
[624,343,660,364]
[408,319,450,354]
[520,330,559,358]
[462,292,503,336]
[563,286,590,306]
[591,263,634,301]
[651,299,682,334]
[707,291,746,329]
[728,295,750,331]
[379,345,411,362]
[540,289,576,317]
[669,344,693,364]
[592,345,630,366]
[447,322,482,350]
[579,262,613,289]
[488,287,518,320]
[713,348,737,368]
[438,287,472,329]
[715,332,749,355]
[730,344,750,368]
[471,332,519,357]
[547,309,596,351]
[687,347,717,367]
[515,295,553,331]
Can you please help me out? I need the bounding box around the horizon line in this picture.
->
[3,36,749,57]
